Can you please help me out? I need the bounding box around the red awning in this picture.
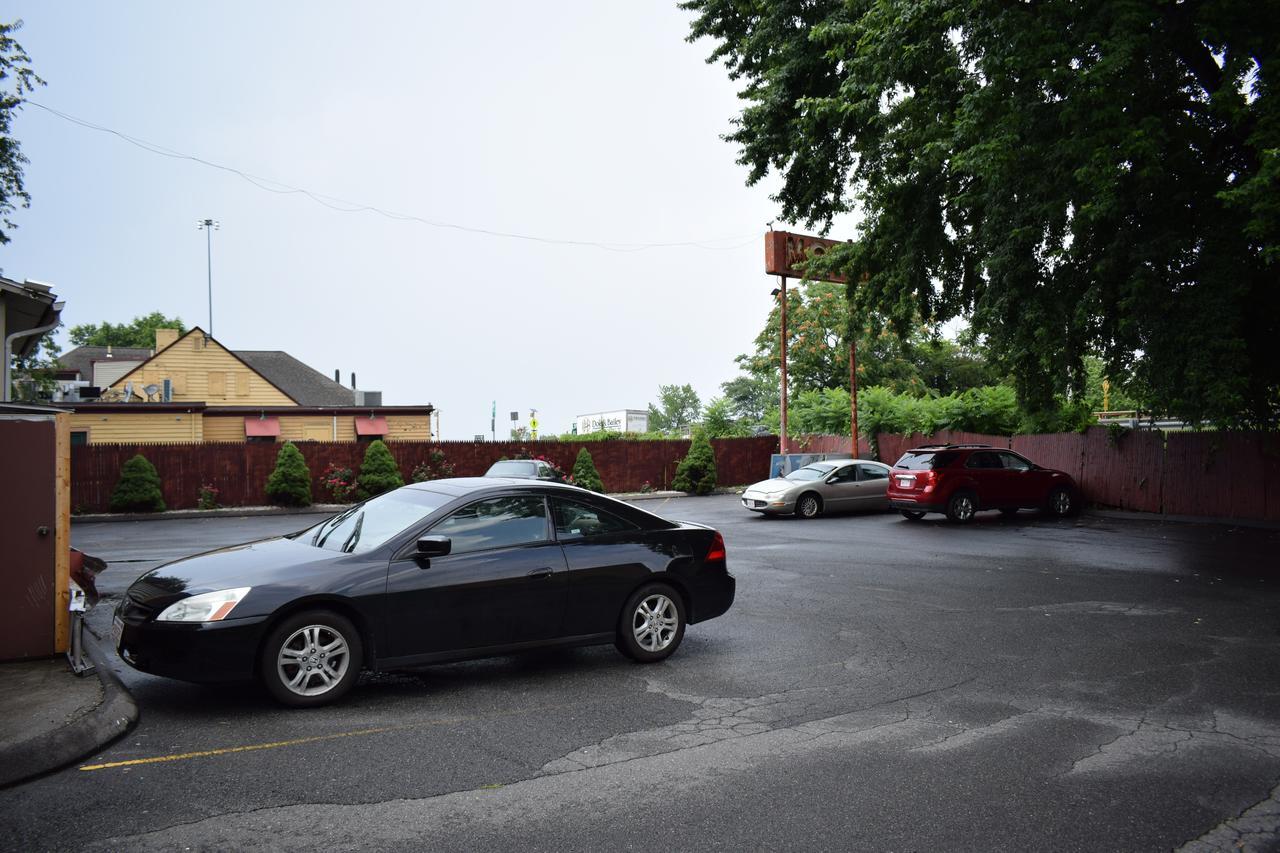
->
[355,416,389,436]
[244,416,281,437]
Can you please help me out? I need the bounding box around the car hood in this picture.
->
[744,478,800,493]
[127,537,340,607]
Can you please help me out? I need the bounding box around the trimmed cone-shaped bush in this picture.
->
[571,447,604,493]
[110,454,166,512]
[265,441,313,507]
[671,427,717,495]
[357,439,404,499]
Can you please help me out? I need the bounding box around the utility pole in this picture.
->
[197,219,219,336]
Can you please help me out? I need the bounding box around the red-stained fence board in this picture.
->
[1079,426,1164,512]
[1162,432,1267,520]
[1011,432,1087,491]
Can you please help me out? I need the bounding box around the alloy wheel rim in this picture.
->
[801,497,818,517]
[632,594,678,652]
[1053,490,1070,514]
[956,497,974,520]
[277,624,350,696]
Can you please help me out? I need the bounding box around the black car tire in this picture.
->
[796,493,823,519]
[616,582,686,663]
[999,508,1019,517]
[946,491,977,524]
[900,510,926,520]
[1045,486,1077,518]
[260,610,363,708]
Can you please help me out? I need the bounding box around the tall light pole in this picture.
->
[197,219,219,336]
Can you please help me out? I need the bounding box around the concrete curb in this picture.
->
[0,640,138,789]
[1085,508,1280,531]
[74,505,348,523]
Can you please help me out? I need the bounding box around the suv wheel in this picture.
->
[946,491,977,524]
[900,510,926,521]
[1045,486,1076,518]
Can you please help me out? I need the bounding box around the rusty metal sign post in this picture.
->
[764,231,858,457]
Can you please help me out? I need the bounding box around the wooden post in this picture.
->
[54,411,71,654]
[850,338,858,458]
[778,276,789,455]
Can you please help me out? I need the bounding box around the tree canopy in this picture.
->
[647,383,703,434]
[0,20,42,246]
[69,312,187,348]
[684,0,1279,427]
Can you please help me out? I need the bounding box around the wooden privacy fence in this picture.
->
[860,427,1280,523]
[70,436,780,513]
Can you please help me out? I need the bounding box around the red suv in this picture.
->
[885,444,1079,523]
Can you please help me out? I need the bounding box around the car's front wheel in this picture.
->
[1045,486,1076,518]
[796,493,823,519]
[616,583,686,663]
[260,610,362,708]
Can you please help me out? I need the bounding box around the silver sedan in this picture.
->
[741,460,892,519]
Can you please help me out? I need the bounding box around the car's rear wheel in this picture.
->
[900,510,926,520]
[260,610,362,708]
[796,493,823,519]
[946,491,977,524]
[1045,486,1076,518]
[616,583,686,663]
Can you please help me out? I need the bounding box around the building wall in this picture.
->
[106,332,295,407]
[69,411,203,444]
[386,415,432,441]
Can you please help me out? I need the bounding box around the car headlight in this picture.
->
[156,587,252,623]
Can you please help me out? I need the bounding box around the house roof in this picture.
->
[57,346,154,382]
[233,351,355,407]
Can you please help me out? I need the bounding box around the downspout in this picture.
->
[3,301,65,403]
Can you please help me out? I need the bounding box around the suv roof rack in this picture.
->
[910,443,995,450]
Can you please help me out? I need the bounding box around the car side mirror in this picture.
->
[416,535,451,558]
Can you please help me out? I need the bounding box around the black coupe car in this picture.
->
[114,478,735,707]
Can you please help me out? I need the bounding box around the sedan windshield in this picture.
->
[306,488,451,554]
[785,466,829,482]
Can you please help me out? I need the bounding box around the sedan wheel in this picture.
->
[260,610,362,707]
[796,493,822,519]
[616,583,685,663]
[946,492,977,524]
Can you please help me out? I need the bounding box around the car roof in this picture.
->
[404,477,588,498]
[904,444,997,452]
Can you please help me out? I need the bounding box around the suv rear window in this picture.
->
[894,451,960,470]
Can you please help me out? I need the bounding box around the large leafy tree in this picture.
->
[684,0,1280,427]
[647,383,703,434]
[69,312,187,348]
[0,20,43,246]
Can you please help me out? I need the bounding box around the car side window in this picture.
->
[857,464,888,481]
[966,451,1000,469]
[552,498,638,541]
[429,495,549,554]
[1000,452,1031,471]
[829,465,857,483]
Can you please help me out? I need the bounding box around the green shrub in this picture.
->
[671,428,718,495]
[110,454,166,512]
[357,439,404,499]
[265,442,312,507]
[571,447,604,492]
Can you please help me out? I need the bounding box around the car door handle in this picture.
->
[526,567,554,579]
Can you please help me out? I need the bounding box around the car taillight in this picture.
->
[705,532,726,563]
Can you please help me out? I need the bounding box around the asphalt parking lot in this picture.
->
[4,497,1280,852]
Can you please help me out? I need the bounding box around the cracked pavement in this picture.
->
[3,498,1280,851]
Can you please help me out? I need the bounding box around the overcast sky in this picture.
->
[3,2,859,439]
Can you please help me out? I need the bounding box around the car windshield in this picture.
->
[305,488,451,554]
[785,466,829,482]
[486,460,536,477]
[895,451,959,470]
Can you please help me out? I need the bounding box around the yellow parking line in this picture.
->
[79,725,402,771]
[79,701,577,772]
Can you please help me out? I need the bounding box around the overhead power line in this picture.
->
[25,100,760,253]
